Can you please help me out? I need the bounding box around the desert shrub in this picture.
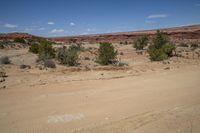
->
[97,42,118,65]
[14,38,26,44]
[148,30,175,61]
[69,44,82,51]
[57,45,79,66]
[148,48,168,61]
[29,43,39,54]
[179,42,189,47]
[76,43,84,51]
[124,41,128,45]
[38,40,55,61]
[20,64,31,69]
[44,60,56,68]
[133,36,149,50]
[191,42,199,50]
[0,56,11,64]
[0,43,4,49]
[84,57,90,60]
[161,43,176,57]
[152,30,169,49]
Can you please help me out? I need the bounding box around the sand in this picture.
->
[0,64,200,133]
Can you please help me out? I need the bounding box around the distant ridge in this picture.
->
[1,24,200,42]
[0,32,39,40]
[50,24,200,43]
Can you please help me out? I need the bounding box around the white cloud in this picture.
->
[147,14,167,19]
[48,21,55,25]
[4,23,17,28]
[70,22,75,26]
[50,29,64,34]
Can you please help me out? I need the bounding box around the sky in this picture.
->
[0,0,200,37]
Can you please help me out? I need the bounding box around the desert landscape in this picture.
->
[0,23,200,133]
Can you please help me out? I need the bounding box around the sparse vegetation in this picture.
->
[191,42,199,50]
[97,42,118,65]
[179,42,189,47]
[148,30,175,61]
[29,43,39,54]
[0,56,11,64]
[38,40,55,61]
[14,38,26,44]
[57,45,79,66]
[84,57,90,60]
[44,59,56,68]
[133,36,149,50]
[20,64,31,69]
[0,43,4,49]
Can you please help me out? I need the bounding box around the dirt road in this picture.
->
[0,65,200,133]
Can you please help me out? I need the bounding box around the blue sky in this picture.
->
[0,0,200,37]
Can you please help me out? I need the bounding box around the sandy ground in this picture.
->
[0,64,200,133]
[0,46,200,133]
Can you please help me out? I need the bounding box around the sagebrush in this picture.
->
[57,45,79,66]
[133,36,149,50]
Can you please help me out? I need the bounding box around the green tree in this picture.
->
[148,30,175,61]
[97,42,118,65]
[152,30,169,49]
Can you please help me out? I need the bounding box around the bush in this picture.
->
[148,30,175,61]
[97,42,118,65]
[57,45,79,66]
[68,44,82,51]
[14,38,26,44]
[20,64,31,69]
[191,42,199,50]
[0,41,5,49]
[0,56,11,64]
[148,48,168,61]
[29,43,39,54]
[133,36,149,50]
[44,60,56,68]
[84,57,90,60]
[179,42,189,47]
[38,40,55,61]
[162,43,176,57]
[152,30,169,49]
